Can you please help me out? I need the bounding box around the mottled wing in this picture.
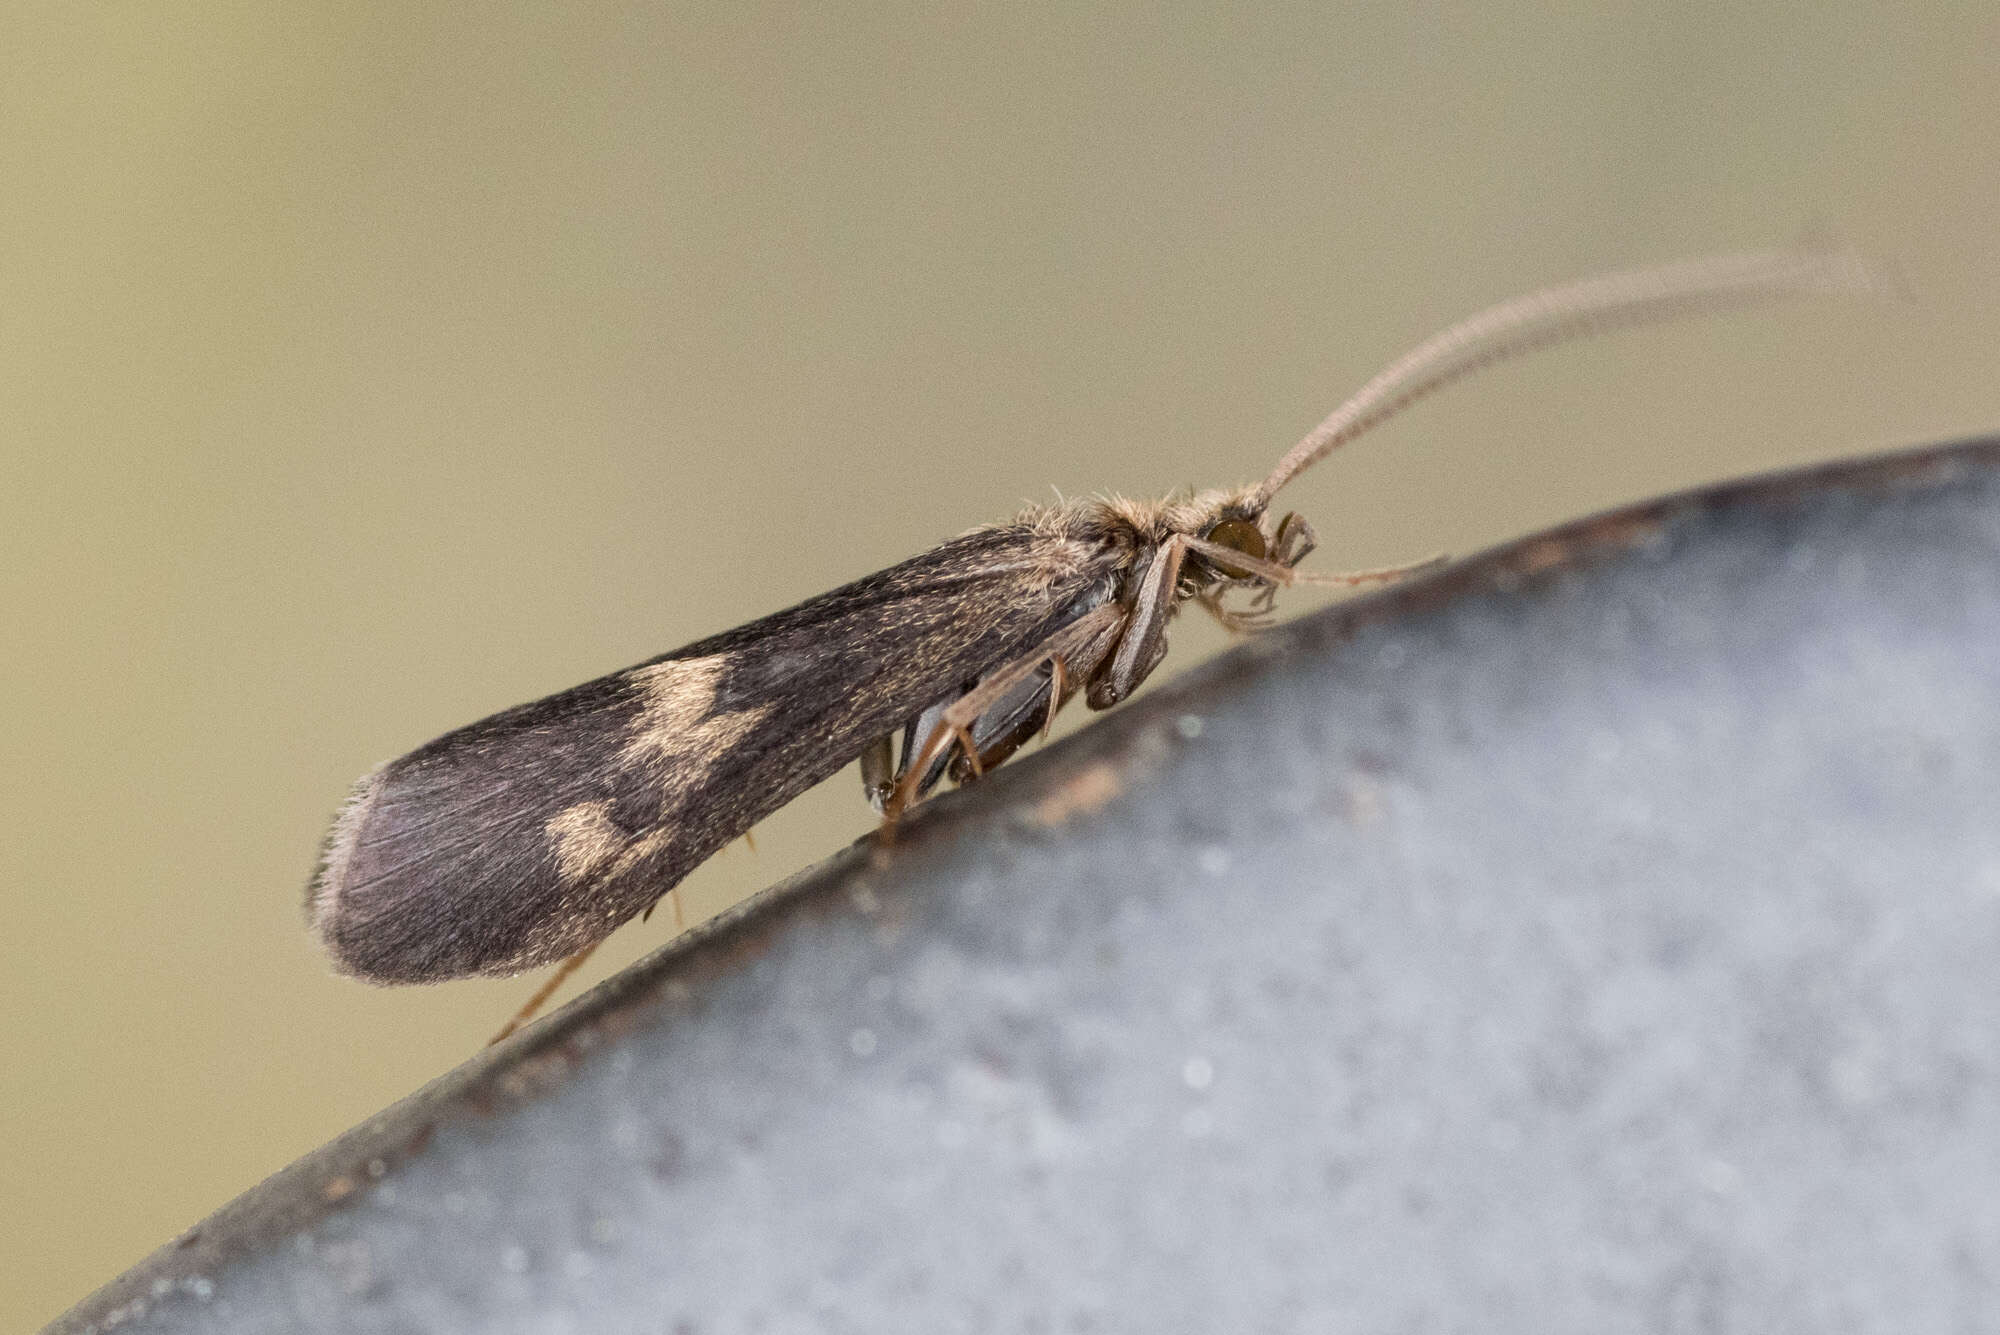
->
[309,522,1124,983]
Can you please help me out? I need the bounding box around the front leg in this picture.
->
[1250,513,1318,614]
[1271,511,1318,567]
[1087,535,1188,709]
[1184,533,1443,593]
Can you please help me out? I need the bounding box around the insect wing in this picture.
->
[310,525,1121,983]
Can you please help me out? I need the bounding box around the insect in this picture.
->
[309,250,1877,1009]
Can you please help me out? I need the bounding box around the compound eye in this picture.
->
[1205,518,1267,568]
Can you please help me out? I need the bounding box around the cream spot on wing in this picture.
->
[619,655,776,799]
[609,827,675,882]
[546,800,627,882]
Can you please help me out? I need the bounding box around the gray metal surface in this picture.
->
[55,437,2000,1334]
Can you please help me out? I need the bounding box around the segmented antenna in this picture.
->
[1253,249,1888,508]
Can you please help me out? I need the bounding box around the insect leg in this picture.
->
[1194,587,1272,634]
[1245,516,1311,614]
[1088,536,1188,709]
[880,721,979,828]
[860,733,898,812]
[1270,511,1317,567]
[881,601,1128,827]
[1182,534,1444,590]
[949,603,1125,781]
[489,938,603,1045]
[1296,552,1449,586]
[1041,655,1068,740]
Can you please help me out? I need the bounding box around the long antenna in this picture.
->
[1252,249,1888,509]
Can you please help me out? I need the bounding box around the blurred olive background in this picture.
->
[6,3,1996,1326]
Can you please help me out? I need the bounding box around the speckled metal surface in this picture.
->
[54,437,2000,1334]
